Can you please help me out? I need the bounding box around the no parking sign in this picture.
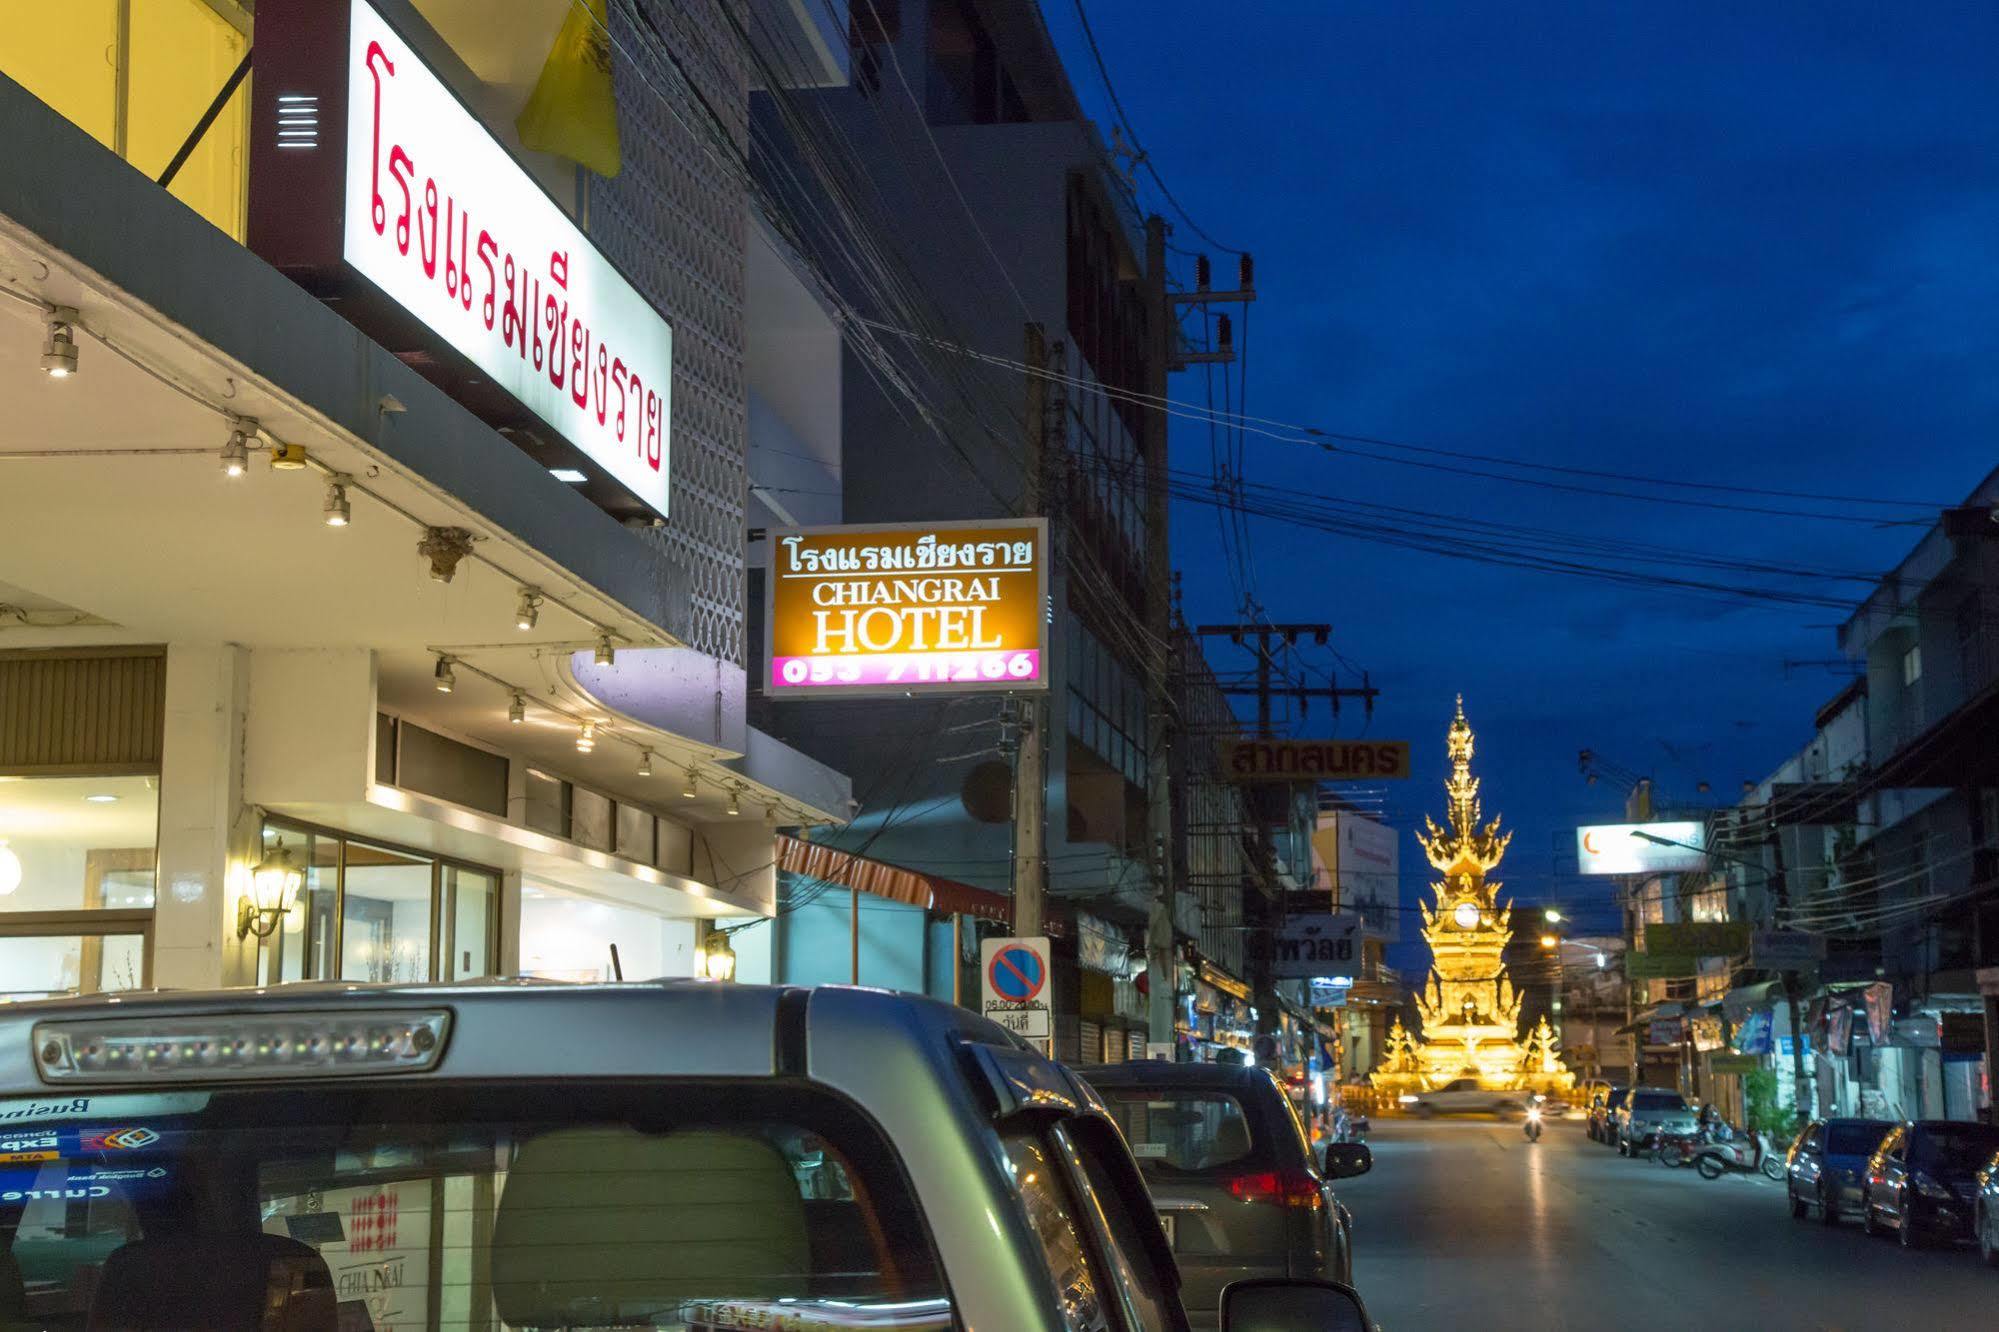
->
[981,936,1052,1041]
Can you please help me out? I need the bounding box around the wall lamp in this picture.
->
[238,837,304,939]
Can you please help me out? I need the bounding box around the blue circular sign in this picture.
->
[988,945,1046,1002]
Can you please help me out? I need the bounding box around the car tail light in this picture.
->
[1224,1169,1322,1208]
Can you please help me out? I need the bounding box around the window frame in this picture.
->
[259,816,500,985]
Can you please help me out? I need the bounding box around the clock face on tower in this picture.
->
[1452,901,1481,930]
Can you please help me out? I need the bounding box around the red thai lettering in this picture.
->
[417,179,439,278]
[610,358,628,440]
[645,391,663,469]
[502,255,523,351]
[592,344,608,424]
[569,320,590,409]
[388,146,414,255]
[477,230,498,328]
[364,42,395,235]
[543,292,568,388]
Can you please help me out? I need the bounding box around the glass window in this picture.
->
[442,866,497,980]
[518,879,693,982]
[1097,1089,1257,1177]
[1003,1133,1112,1332]
[1059,1125,1173,1332]
[0,0,248,239]
[0,775,158,914]
[0,930,148,1000]
[1826,1122,1889,1157]
[340,842,434,983]
[0,1082,950,1330]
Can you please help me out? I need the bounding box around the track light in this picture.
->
[576,721,596,753]
[594,635,615,666]
[726,787,740,817]
[433,655,456,693]
[637,749,653,778]
[681,770,698,799]
[40,306,79,378]
[507,692,526,724]
[323,474,352,527]
[515,587,541,631]
[220,418,254,477]
[764,803,777,827]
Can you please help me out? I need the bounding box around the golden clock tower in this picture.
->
[1371,698,1572,1096]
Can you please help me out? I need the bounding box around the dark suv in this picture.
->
[1587,1085,1628,1144]
[1079,1061,1370,1327]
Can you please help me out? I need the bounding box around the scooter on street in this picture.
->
[1693,1128,1785,1181]
[1523,1101,1543,1143]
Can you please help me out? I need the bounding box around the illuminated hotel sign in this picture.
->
[248,0,673,519]
[765,520,1049,696]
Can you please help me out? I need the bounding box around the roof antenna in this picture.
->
[609,943,624,982]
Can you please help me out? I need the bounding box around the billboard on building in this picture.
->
[1219,740,1410,782]
[248,0,676,519]
[764,519,1049,697]
[1312,812,1400,943]
[1575,821,1706,875]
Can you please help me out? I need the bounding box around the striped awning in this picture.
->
[775,834,1012,923]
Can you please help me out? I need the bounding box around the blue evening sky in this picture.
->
[1041,3,1999,961]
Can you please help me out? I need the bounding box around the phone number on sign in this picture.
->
[772,651,1040,689]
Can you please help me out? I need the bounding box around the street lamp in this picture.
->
[1544,908,1563,924]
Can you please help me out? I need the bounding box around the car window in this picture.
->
[1002,1132,1114,1332]
[0,1084,951,1331]
[1801,1125,1822,1153]
[1096,1088,1259,1175]
[1058,1123,1175,1332]
[1911,1125,1999,1172]
[1633,1091,1687,1111]
[1826,1123,1887,1157]
[1607,1089,1630,1110]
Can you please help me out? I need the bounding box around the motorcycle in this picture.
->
[1652,1126,1703,1168]
[1694,1128,1785,1181]
[1523,1103,1543,1143]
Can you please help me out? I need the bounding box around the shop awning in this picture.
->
[775,834,1011,923]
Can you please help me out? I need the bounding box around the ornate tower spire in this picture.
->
[1416,695,1512,880]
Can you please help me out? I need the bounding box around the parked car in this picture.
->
[1402,1076,1529,1119]
[1976,1149,1999,1266]
[1587,1085,1630,1144]
[0,983,1371,1331]
[1615,1087,1699,1156]
[1785,1118,1894,1224]
[1080,1061,1371,1326]
[1862,1120,1999,1248]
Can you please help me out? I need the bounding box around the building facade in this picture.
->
[0,0,848,998]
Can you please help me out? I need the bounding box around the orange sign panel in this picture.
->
[766,520,1049,696]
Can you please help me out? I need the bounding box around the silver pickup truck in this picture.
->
[0,981,1371,1331]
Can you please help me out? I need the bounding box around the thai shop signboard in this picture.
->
[1707,1053,1762,1075]
[1642,921,1749,957]
[765,520,1050,697]
[247,0,675,519]
[1220,740,1411,782]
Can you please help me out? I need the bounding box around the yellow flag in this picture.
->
[516,0,622,177]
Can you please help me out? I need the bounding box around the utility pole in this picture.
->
[1768,830,1812,1122]
[1142,217,1177,1050]
[1012,323,1049,940]
[1195,622,1379,1047]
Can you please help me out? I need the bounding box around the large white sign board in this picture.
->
[980,936,1052,1042]
[343,0,673,516]
[1576,821,1707,875]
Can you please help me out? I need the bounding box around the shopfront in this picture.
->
[0,649,164,1000]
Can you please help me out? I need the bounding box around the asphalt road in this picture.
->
[1335,1116,1997,1331]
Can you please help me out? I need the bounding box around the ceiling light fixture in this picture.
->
[322,474,352,527]
[637,749,653,778]
[514,587,541,631]
[681,770,698,799]
[84,793,119,804]
[40,306,79,378]
[550,468,587,483]
[594,635,615,666]
[726,787,741,817]
[433,655,456,693]
[576,721,596,753]
[220,417,255,477]
[507,692,526,724]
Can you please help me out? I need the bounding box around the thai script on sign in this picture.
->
[357,39,663,469]
[1220,740,1412,783]
[767,521,1048,696]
